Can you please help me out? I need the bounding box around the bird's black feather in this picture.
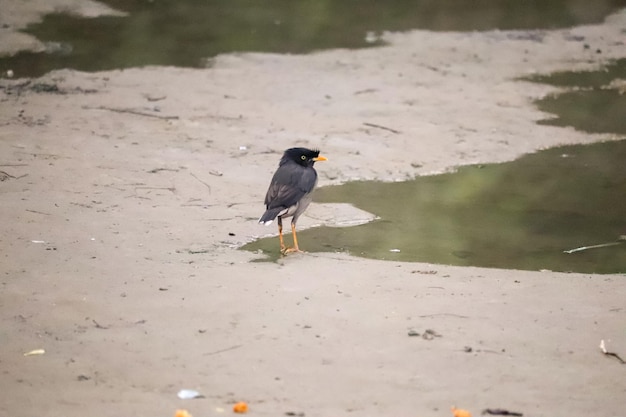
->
[264,161,317,209]
[259,148,323,224]
[258,207,284,224]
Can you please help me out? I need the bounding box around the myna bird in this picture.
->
[259,147,327,254]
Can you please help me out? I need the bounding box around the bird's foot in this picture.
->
[281,247,304,255]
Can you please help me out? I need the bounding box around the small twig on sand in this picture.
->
[83,105,179,120]
[0,170,15,180]
[92,319,109,329]
[0,170,26,180]
[600,339,626,364]
[147,167,179,174]
[204,344,242,356]
[190,172,211,194]
[363,122,401,134]
[26,209,51,216]
[482,409,523,416]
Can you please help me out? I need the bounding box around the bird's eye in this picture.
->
[301,155,306,160]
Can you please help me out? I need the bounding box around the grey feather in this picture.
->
[259,150,321,225]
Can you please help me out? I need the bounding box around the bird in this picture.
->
[259,147,327,254]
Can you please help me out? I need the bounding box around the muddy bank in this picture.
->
[1,2,625,417]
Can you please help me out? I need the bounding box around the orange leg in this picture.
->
[277,217,286,252]
[282,222,303,254]
[291,222,301,252]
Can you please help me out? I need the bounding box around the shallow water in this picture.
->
[526,58,626,135]
[1,0,626,78]
[243,59,626,273]
[3,1,625,272]
[537,90,626,135]
[243,140,626,273]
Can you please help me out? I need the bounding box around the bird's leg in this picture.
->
[282,221,303,254]
[291,222,301,252]
[277,217,286,253]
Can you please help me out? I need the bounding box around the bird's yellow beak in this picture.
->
[313,155,328,162]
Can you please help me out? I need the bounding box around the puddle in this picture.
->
[243,59,626,273]
[243,140,626,273]
[3,2,625,273]
[2,0,626,78]
[526,58,626,89]
[525,58,626,134]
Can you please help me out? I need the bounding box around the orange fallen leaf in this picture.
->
[451,406,472,417]
[175,409,192,417]
[233,401,248,413]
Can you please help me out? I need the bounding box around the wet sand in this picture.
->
[1,2,625,416]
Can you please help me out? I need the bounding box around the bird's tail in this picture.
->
[258,207,283,225]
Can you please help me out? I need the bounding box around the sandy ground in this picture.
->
[1,2,625,417]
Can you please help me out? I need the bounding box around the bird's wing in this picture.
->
[264,163,317,209]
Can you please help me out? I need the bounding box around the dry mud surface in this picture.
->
[1,2,625,417]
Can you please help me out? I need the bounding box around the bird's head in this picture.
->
[281,147,328,167]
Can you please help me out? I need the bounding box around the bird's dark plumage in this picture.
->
[259,147,327,253]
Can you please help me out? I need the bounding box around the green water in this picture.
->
[2,0,626,78]
[243,59,626,273]
[3,1,625,272]
[527,58,626,135]
[243,141,626,273]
